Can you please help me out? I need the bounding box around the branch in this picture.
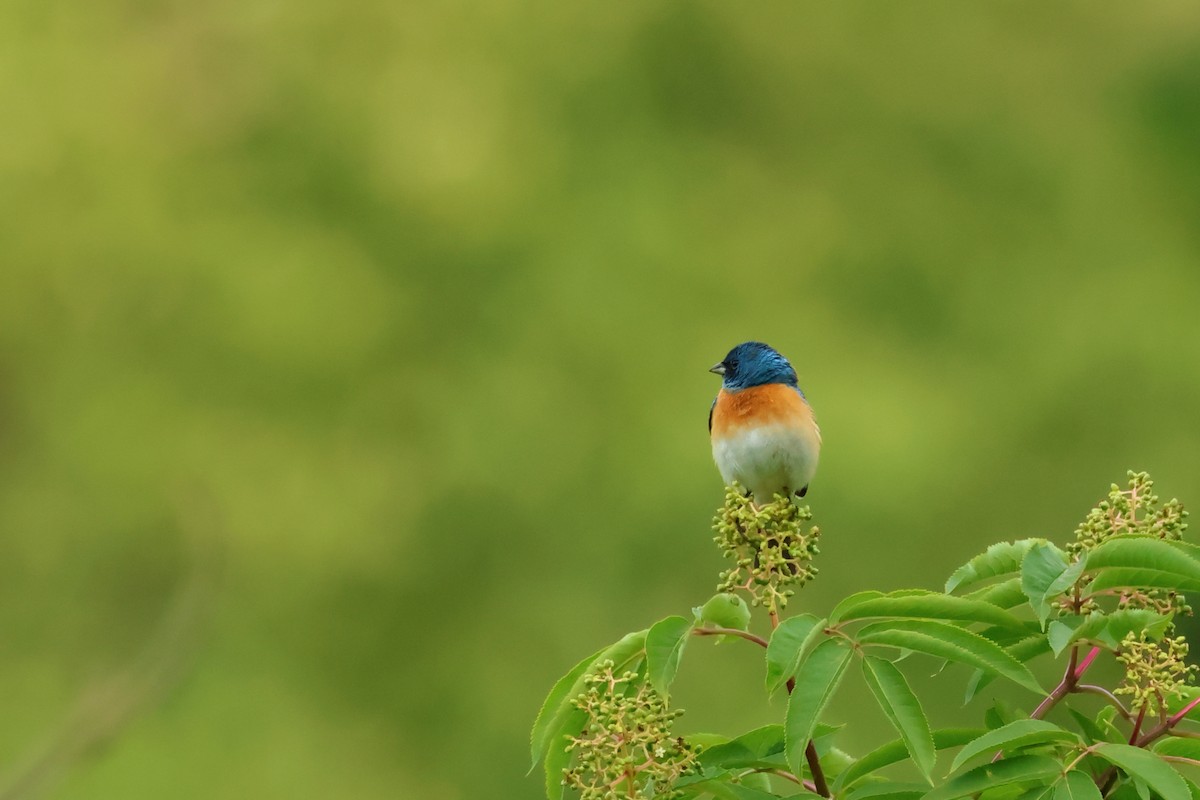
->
[748,768,819,794]
[1135,696,1200,748]
[1031,646,1082,721]
[1075,685,1133,720]
[692,627,769,649]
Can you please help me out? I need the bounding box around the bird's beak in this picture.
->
[709,362,726,376]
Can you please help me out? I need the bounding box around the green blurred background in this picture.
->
[3,2,1200,798]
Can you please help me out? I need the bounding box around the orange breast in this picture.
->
[710,384,814,439]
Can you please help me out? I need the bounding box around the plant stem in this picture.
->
[1094,696,1200,794]
[1129,704,1147,744]
[751,767,819,794]
[1031,646,1082,720]
[692,627,769,649]
[1074,646,1101,678]
[805,741,829,798]
[1074,685,1132,720]
[1135,695,1200,747]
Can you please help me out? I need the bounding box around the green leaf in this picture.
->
[687,732,731,750]
[966,577,1031,610]
[1090,569,1200,593]
[856,619,1043,693]
[964,635,1051,704]
[1086,537,1200,593]
[1021,543,1085,627]
[1094,743,1191,800]
[1170,686,1200,722]
[923,754,1063,800]
[1018,786,1058,800]
[765,614,825,694]
[979,623,1047,649]
[985,700,1022,730]
[784,638,853,774]
[947,540,1042,594]
[679,780,795,800]
[1067,708,1107,746]
[543,706,584,800]
[835,728,985,791]
[529,630,647,770]
[530,645,605,770]
[845,782,928,800]
[1154,738,1200,761]
[1046,609,1172,656]
[832,590,887,621]
[646,615,692,696]
[699,725,785,770]
[862,656,937,782]
[1094,706,1126,745]
[833,590,1027,631]
[1054,771,1103,800]
[951,720,1080,771]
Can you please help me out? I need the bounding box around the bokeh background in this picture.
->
[3,2,1200,798]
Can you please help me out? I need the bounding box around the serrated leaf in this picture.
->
[832,591,887,622]
[967,577,1033,610]
[765,614,825,694]
[835,728,985,791]
[1094,743,1190,800]
[964,635,1051,704]
[857,619,1043,694]
[978,623,1046,648]
[1168,540,1200,564]
[947,540,1042,594]
[698,725,785,770]
[530,645,605,770]
[1090,569,1200,593]
[1054,771,1103,800]
[1047,610,1172,656]
[834,590,1027,631]
[951,720,1080,772]
[646,615,692,696]
[922,754,1062,800]
[785,638,853,774]
[529,631,646,771]
[863,656,937,782]
[1086,537,1200,593]
[1022,543,1085,627]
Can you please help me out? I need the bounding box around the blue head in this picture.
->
[710,341,799,391]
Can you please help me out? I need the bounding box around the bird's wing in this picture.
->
[708,397,716,433]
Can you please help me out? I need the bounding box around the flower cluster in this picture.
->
[563,662,696,800]
[713,484,819,615]
[1070,471,1188,555]
[1115,632,1198,713]
[1058,472,1192,618]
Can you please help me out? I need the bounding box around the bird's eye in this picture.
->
[726,360,737,373]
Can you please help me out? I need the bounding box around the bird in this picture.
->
[708,341,821,505]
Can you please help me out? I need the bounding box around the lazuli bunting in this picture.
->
[708,341,821,504]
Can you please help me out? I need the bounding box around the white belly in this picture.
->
[712,423,819,503]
